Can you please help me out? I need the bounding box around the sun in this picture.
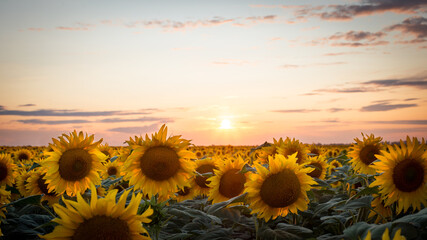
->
[219,119,232,129]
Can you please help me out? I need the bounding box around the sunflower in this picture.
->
[277,137,308,165]
[125,136,144,149]
[364,228,406,240]
[26,168,60,205]
[102,160,123,179]
[0,153,17,186]
[15,149,33,163]
[207,156,249,204]
[256,138,283,164]
[41,130,107,196]
[368,195,391,224]
[16,169,33,197]
[305,156,328,180]
[123,125,195,200]
[193,157,221,197]
[349,133,384,175]
[174,183,196,202]
[327,159,343,175]
[308,144,323,156]
[41,184,153,240]
[245,153,316,221]
[98,143,114,160]
[370,137,427,213]
[0,184,11,218]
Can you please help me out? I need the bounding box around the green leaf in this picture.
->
[205,193,247,215]
[336,196,373,211]
[1,195,42,209]
[275,223,313,238]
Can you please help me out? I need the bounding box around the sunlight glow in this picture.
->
[219,119,232,129]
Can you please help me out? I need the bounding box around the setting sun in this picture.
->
[219,119,232,129]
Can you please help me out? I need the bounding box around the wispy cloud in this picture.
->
[18,104,36,107]
[0,107,157,117]
[99,117,173,123]
[366,120,427,125]
[56,22,95,31]
[281,62,346,68]
[360,102,418,112]
[314,87,371,93]
[272,109,320,113]
[322,51,361,56]
[17,119,91,125]
[27,28,44,32]
[108,124,159,134]
[362,76,427,89]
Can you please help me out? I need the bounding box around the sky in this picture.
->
[0,0,426,146]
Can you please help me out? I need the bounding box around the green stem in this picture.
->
[253,215,260,240]
[39,203,56,218]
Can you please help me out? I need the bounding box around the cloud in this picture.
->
[0,107,156,117]
[385,16,427,43]
[329,31,386,41]
[56,22,95,31]
[272,109,320,113]
[18,104,36,107]
[363,76,427,89]
[404,98,419,101]
[99,117,173,123]
[328,108,348,113]
[360,103,418,112]
[323,52,361,56]
[281,62,346,68]
[27,28,44,31]
[314,87,371,93]
[108,124,159,134]
[366,120,427,125]
[17,119,91,125]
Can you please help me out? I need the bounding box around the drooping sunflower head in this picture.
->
[207,156,248,204]
[0,153,17,186]
[26,168,60,205]
[41,130,107,196]
[98,143,114,159]
[349,133,384,175]
[305,155,328,180]
[193,157,221,197]
[16,169,33,197]
[42,184,153,240]
[123,124,196,199]
[370,136,427,213]
[308,144,323,156]
[368,194,392,224]
[245,153,316,221]
[277,137,308,165]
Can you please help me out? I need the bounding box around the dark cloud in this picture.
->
[18,104,36,107]
[385,16,427,42]
[0,108,156,117]
[17,119,91,125]
[360,103,418,112]
[404,98,419,101]
[315,87,370,93]
[272,109,320,113]
[318,0,426,21]
[363,77,427,89]
[367,120,427,125]
[108,124,159,134]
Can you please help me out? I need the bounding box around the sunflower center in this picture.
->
[196,152,202,158]
[177,186,190,196]
[359,144,380,165]
[139,146,180,181]
[58,149,93,181]
[195,164,216,188]
[107,166,118,176]
[308,162,322,178]
[283,146,304,164]
[18,153,29,161]
[310,148,320,155]
[0,162,8,181]
[393,159,424,192]
[72,216,131,240]
[37,174,56,196]
[260,169,301,208]
[219,169,246,198]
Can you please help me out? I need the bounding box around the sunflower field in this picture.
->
[0,125,425,240]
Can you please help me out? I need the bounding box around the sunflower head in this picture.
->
[305,156,328,180]
[41,130,107,196]
[349,133,384,175]
[26,168,60,205]
[207,156,249,204]
[277,137,308,165]
[15,149,33,163]
[102,160,123,179]
[42,184,153,240]
[245,153,316,221]
[123,124,195,200]
[0,153,17,186]
[193,157,221,197]
[308,144,323,156]
[370,136,427,213]
[98,143,114,159]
